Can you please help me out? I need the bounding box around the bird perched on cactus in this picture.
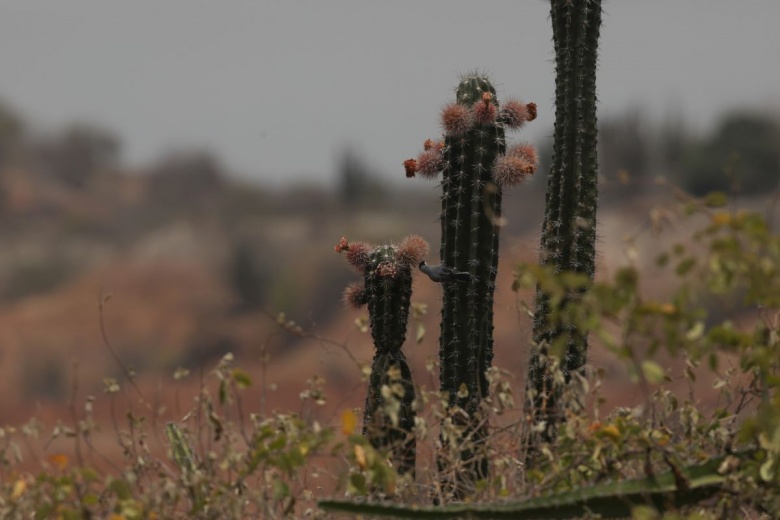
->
[419,261,470,283]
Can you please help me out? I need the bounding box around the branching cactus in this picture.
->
[336,235,428,476]
[527,0,603,445]
[405,73,537,486]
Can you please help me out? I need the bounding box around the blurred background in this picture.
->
[0,1,778,449]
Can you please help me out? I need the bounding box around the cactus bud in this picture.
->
[334,236,349,253]
[441,102,472,137]
[492,154,535,188]
[343,282,368,309]
[396,235,429,268]
[526,102,538,121]
[345,241,372,273]
[507,142,538,164]
[403,158,418,178]
[423,138,444,151]
[376,261,398,278]
[416,148,445,179]
[500,99,531,129]
[474,92,498,126]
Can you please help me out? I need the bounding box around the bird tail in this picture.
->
[452,271,471,283]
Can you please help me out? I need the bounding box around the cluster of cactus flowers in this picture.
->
[335,235,429,476]
[404,73,537,489]
[404,92,537,189]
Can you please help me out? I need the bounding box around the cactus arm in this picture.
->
[320,453,742,519]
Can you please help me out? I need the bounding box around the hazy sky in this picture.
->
[1,1,779,185]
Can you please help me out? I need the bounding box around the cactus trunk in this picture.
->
[438,76,505,488]
[337,237,428,476]
[526,0,603,445]
[406,74,537,495]
[440,77,504,405]
[362,245,416,476]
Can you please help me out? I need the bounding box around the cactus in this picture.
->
[337,235,428,476]
[406,74,537,489]
[320,451,746,518]
[526,0,603,444]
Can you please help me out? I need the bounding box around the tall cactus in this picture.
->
[406,74,537,487]
[526,0,603,444]
[336,235,428,476]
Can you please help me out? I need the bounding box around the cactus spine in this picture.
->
[407,74,537,488]
[526,0,603,444]
[337,236,428,476]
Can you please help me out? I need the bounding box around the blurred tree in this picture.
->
[35,123,120,188]
[148,150,225,209]
[336,148,384,207]
[683,113,780,195]
[599,110,649,196]
[0,100,24,166]
[228,239,268,312]
[657,113,690,174]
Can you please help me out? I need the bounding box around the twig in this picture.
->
[67,359,85,468]
[98,290,150,408]
[260,309,363,370]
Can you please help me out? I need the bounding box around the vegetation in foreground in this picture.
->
[2,0,779,517]
[0,190,777,519]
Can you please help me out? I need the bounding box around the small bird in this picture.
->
[419,261,471,283]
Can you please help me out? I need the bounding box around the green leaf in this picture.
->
[703,191,728,208]
[347,473,367,496]
[631,505,661,520]
[35,505,54,520]
[269,434,287,451]
[219,379,228,405]
[760,457,775,482]
[80,467,99,482]
[59,509,81,520]
[232,369,252,389]
[209,410,224,441]
[273,478,290,500]
[167,425,197,478]
[109,478,132,500]
[82,493,99,506]
[686,322,705,341]
[675,257,696,276]
[641,361,665,385]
